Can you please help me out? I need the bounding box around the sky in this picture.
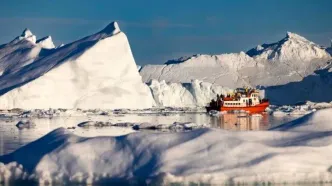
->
[0,0,332,65]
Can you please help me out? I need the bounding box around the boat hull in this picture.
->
[205,102,269,113]
[221,102,269,113]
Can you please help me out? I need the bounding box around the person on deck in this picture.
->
[210,99,217,108]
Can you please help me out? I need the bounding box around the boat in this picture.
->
[206,88,269,113]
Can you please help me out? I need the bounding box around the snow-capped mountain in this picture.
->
[0,22,155,109]
[140,32,332,89]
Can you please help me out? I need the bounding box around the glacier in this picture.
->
[0,22,155,109]
[1,109,332,185]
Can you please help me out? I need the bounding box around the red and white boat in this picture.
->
[206,88,269,113]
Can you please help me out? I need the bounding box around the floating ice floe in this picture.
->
[134,122,207,131]
[15,120,35,130]
[268,101,332,116]
[77,121,208,131]
[272,110,289,117]
[77,121,113,128]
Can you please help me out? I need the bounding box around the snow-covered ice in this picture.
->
[15,120,35,130]
[1,109,332,185]
[36,36,55,49]
[0,22,155,109]
[247,32,330,63]
[140,52,262,89]
[266,101,330,116]
[77,120,208,132]
[263,64,332,105]
[270,108,332,132]
[148,79,233,107]
[140,32,332,105]
[141,32,331,90]
[1,24,331,108]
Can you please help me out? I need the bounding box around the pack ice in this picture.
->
[140,32,332,89]
[0,22,154,109]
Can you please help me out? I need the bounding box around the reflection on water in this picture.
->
[0,113,300,155]
[219,113,269,131]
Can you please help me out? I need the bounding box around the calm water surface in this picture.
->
[0,112,300,156]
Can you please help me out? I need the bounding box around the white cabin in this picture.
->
[223,91,261,107]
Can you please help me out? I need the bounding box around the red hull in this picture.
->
[220,102,269,113]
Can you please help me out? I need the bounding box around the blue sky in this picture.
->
[0,0,331,65]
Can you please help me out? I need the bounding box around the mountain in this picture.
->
[0,22,155,109]
[140,32,332,89]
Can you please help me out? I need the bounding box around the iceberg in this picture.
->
[148,79,233,107]
[140,32,332,89]
[0,22,155,109]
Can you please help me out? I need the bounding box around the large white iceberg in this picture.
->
[148,79,232,107]
[1,109,332,185]
[263,65,332,105]
[140,52,261,89]
[0,22,155,109]
[140,32,331,89]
